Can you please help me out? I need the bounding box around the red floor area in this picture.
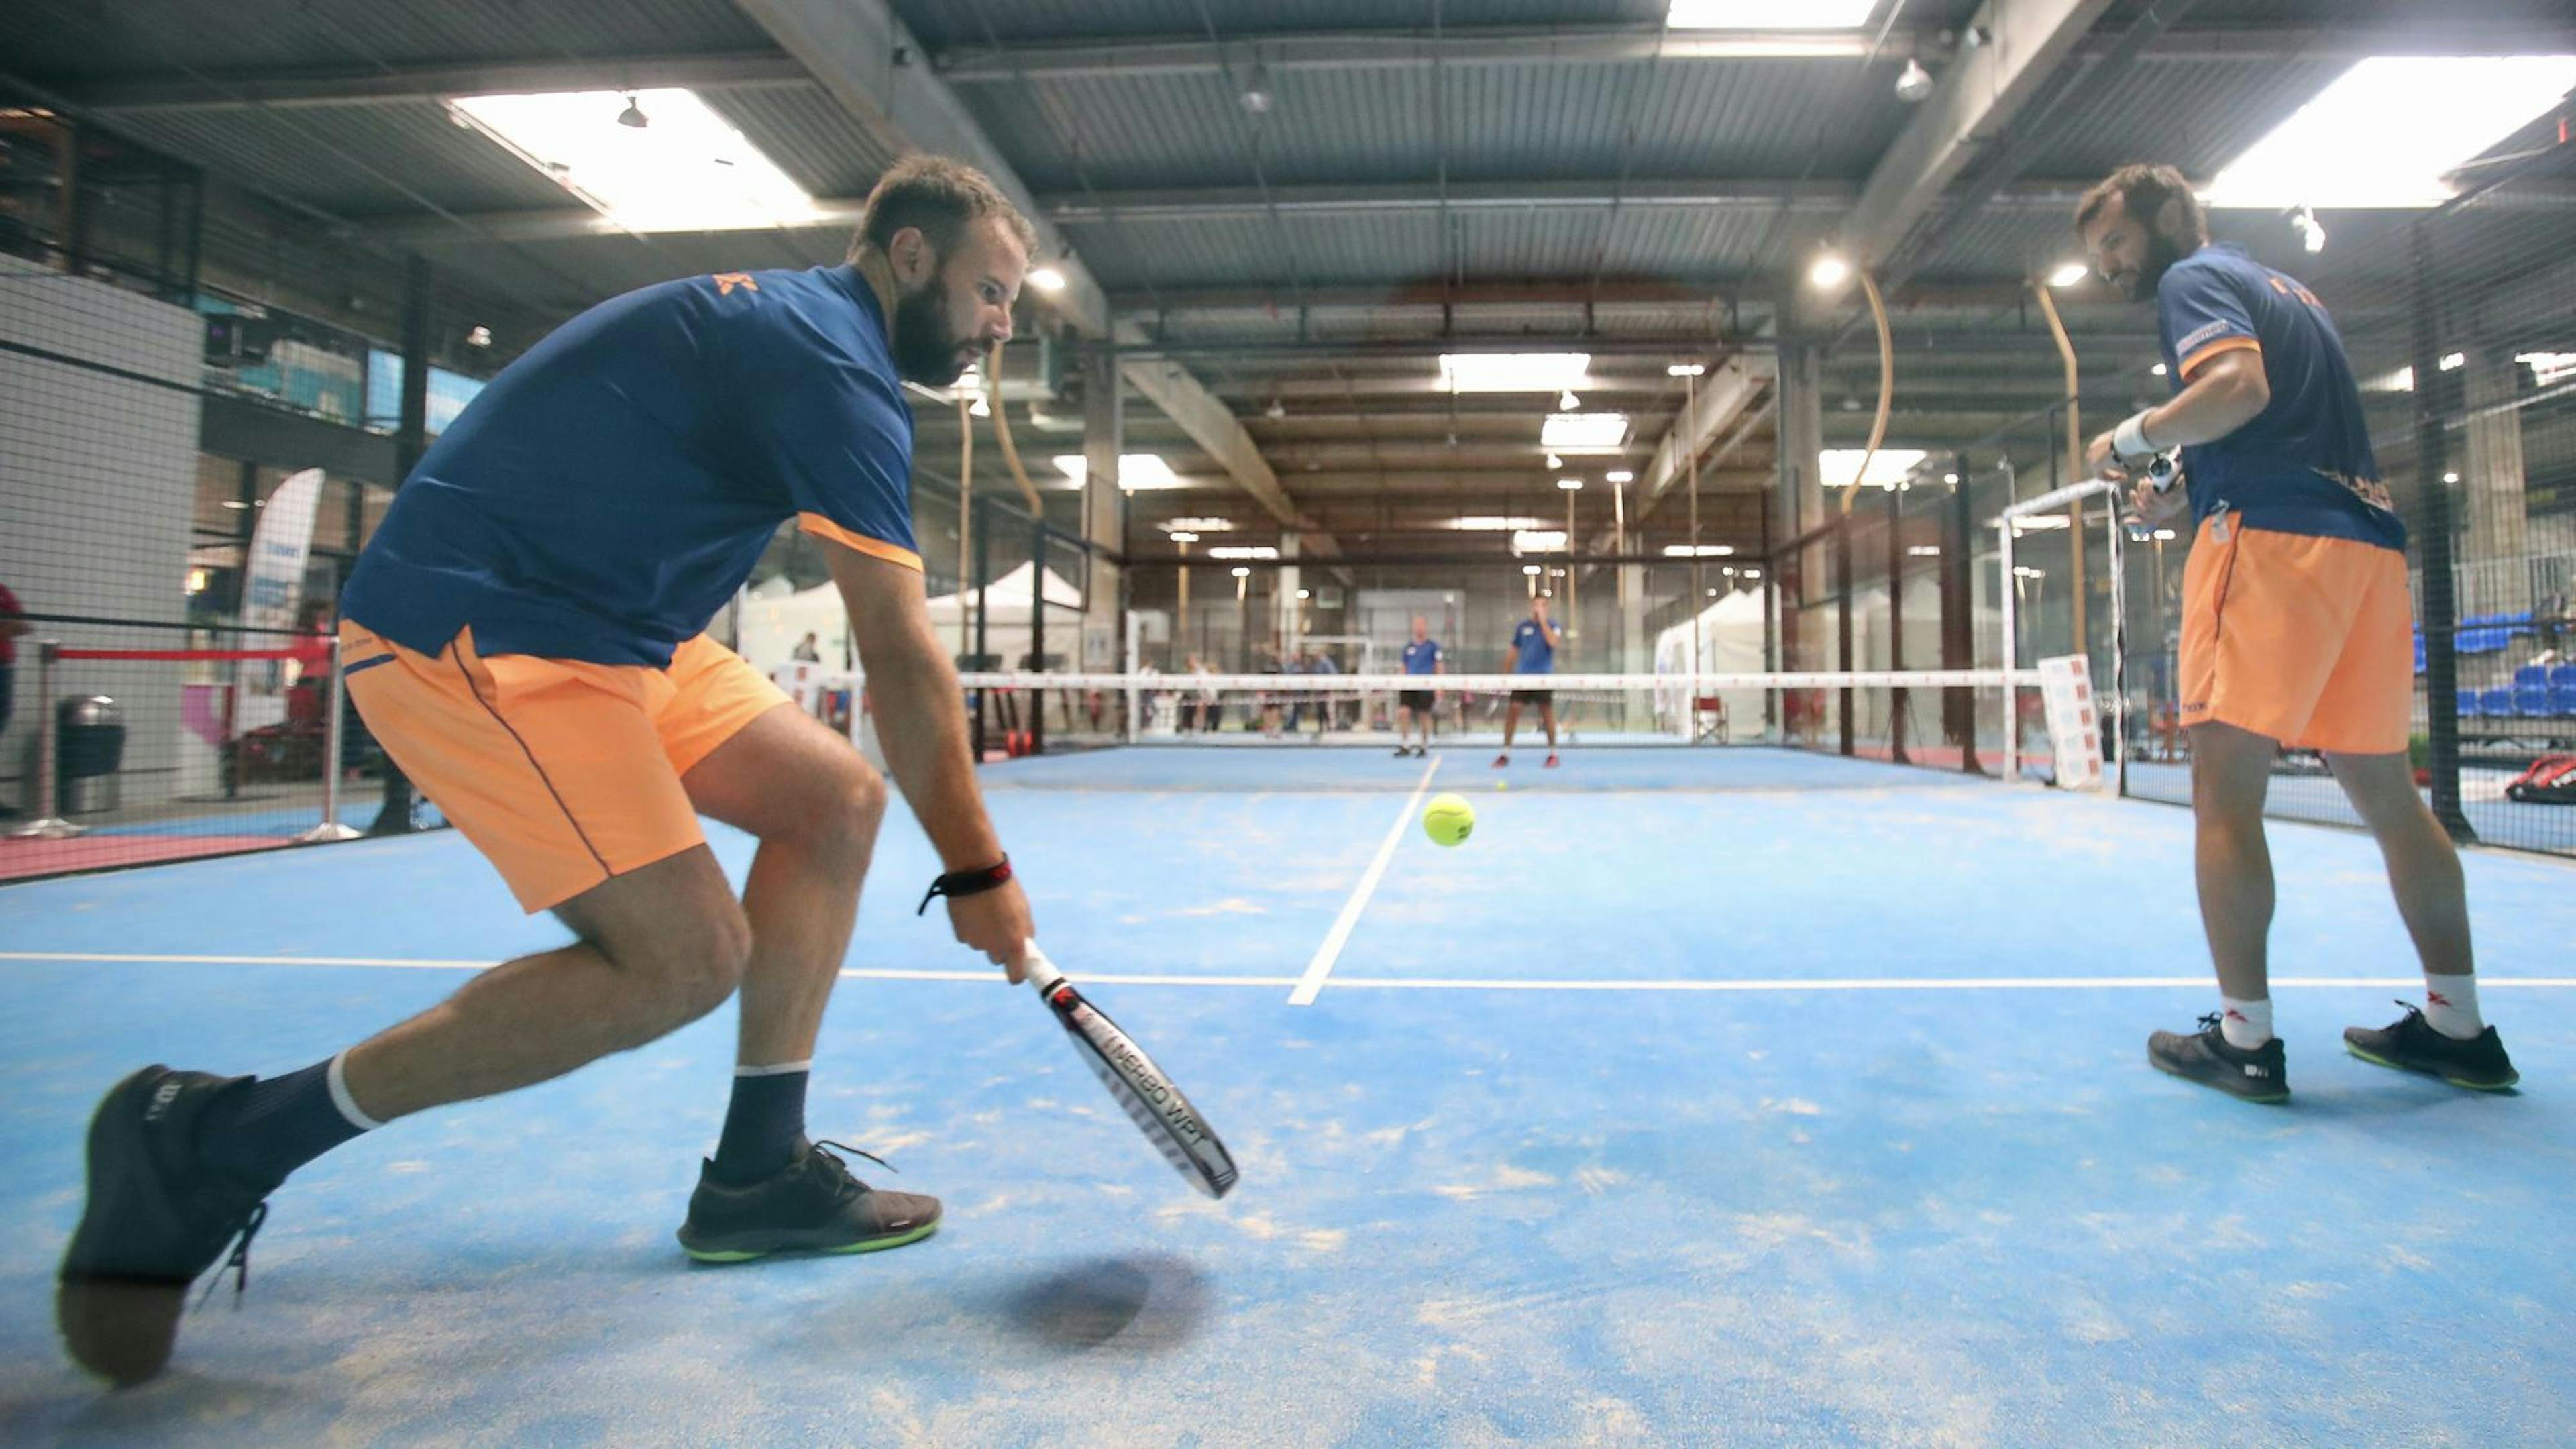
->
[0,834,292,881]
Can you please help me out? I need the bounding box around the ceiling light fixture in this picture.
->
[2047,261,2090,288]
[1439,352,1591,393]
[1027,265,1067,292]
[1809,251,1851,289]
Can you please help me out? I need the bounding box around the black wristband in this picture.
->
[917,856,1012,915]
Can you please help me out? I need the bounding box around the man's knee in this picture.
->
[625,903,753,1024]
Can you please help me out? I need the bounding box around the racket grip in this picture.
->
[1021,943,1065,994]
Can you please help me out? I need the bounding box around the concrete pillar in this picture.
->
[1079,350,1126,669]
[1776,338,1826,545]
[1275,532,1301,655]
[2460,350,2530,613]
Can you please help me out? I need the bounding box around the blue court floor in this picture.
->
[4,747,2573,1446]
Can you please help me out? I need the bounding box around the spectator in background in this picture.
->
[792,631,822,663]
[1305,645,1342,735]
[0,578,24,816]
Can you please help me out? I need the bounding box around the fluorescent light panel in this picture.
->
[1819,449,1929,490]
[1512,531,1570,553]
[2202,56,2576,209]
[1161,517,1236,532]
[1207,545,1279,560]
[448,90,818,233]
[1439,352,1591,393]
[1052,454,1187,490]
[1664,545,1737,557]
[1542,413,1630,451]
[1448,516,1550,531]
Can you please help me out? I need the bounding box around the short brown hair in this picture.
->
[2075,163,2208,249]
[848,155,1038,265]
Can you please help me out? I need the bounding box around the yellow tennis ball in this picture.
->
[1421,792,1476,847]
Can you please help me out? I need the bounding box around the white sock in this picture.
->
[2421,975,2484,1040]
[2218,996,2273,1050]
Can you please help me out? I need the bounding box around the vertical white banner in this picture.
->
[238,466,326,722]
[2037,655,2104,792]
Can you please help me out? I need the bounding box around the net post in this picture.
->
[1998,519,2020,784]
[298,633,362,843]
[9,640,83,839]
[2408,215,2473,842]
[2106,498,2129,798]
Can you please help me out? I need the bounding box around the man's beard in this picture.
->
[2128,228,2188,303]
[892,283,973,386]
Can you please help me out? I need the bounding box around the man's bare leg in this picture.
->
[343,848,751,1119]
[680,704,887,1071]
[2188,722,2280,1006]
[2325,749,2473,977]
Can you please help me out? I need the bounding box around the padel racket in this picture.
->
[1023,945,1239,1199]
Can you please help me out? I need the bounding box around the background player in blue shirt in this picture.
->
[2079,162,2514,1104]
[1496,595,1563,769]
[1395,615,1444,757]
[60,157,1046,1385]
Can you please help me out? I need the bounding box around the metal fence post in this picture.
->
[298,635,362,843]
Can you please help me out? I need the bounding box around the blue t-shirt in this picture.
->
[1511,619,1557,674]
[2155,244,2400,551]
[1401,639,1442,675]
[343,265,921,667]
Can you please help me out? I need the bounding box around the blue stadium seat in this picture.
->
[2556,684,2576,717]
[2516,684,2551,716]
[2479,686,2514,716]
[2552,664,2576,690]
[2457,688,2481,717]
[2515,664,2549,688]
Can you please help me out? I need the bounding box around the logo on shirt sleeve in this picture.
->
[2176,320,2237,356]
[712,272,759,297]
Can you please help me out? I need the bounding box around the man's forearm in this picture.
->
[2142,364,2267,448]
[863,639,1004,871]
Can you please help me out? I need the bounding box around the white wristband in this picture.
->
[2112,410,2158,464]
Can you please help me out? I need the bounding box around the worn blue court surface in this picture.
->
[5,747,2573,1446]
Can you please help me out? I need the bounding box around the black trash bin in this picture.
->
[56,696,127,814]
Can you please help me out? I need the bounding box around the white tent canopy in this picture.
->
[736,561,1084,673]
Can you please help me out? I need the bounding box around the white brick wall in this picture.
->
[0,256,205,805]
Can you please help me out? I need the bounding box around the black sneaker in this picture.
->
[2147,1014,2290,1103]
[676,1140,941,1264]
[1392,745,1412,758]
[2345,1002,2520,1091]
[58,1067,276,1386]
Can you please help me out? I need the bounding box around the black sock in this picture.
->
[194,1055,374,1189]
[712,1065,810,1185]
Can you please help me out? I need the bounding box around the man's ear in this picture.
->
[2153,195,2186,246]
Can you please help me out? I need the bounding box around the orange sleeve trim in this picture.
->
[2180,336,2261,379]
[798,513,924,572]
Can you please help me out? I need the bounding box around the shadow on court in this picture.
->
[987,1253,1212,1354]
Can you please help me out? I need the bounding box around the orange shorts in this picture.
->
[341,621,791,912]
[2178,515,2413,755]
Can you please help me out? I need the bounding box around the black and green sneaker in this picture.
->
[2345,1002,2520,1091]
[676,1140,941,1264]
[58,1067,276,1387]
[2148,1014,2291,1103]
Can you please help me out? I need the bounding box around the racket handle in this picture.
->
[1022,942,1065,994]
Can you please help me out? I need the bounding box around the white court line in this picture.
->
[3,953,2574,993]
[0,951,1298,988]
[1289,752,1443,1006]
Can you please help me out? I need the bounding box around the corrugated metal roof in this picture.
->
[7,0,769,78]
[707,85,905,198]
[964,54,1911,193]
[2019,57,2351,180]
[105,101,578,217]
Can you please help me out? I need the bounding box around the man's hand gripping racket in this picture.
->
[2118,449,2185,541]
[1022,944,1240,1199]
